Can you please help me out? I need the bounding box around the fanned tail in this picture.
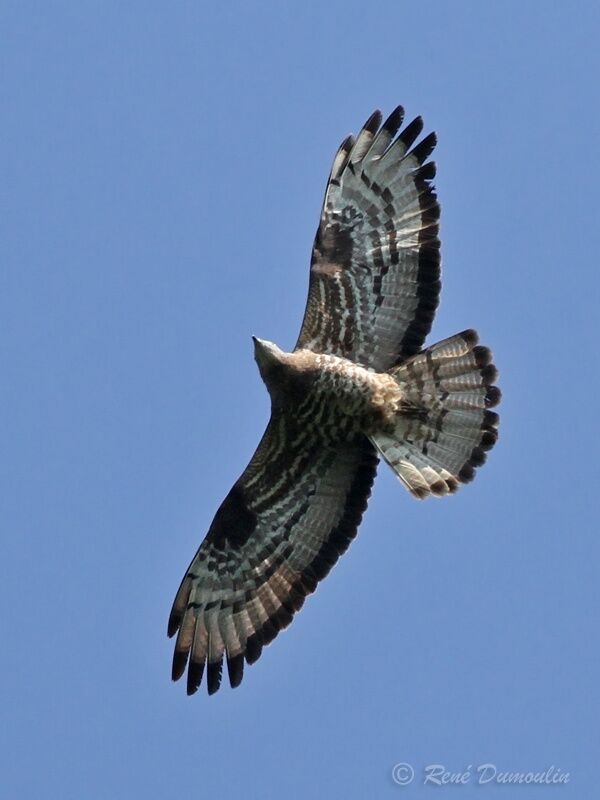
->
[370,330,500,498]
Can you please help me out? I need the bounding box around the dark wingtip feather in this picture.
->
[245,633,263,665]
[339,133,354,154]
[167,610,181,639]
[172,650,189,682]
[362,109,382,134]
[382,105,405,137]
[416,161,436,181]
[206,656,223,695]
[329,133,356,184]
[411,131,437,165]
[227,653,245,689]
[399,116,424,150]
[186,658,205,695]
[258,618,279,647]
[168,575,193,638]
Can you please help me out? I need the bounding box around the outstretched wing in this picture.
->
[168,414,378,695]
[296,106,441,371]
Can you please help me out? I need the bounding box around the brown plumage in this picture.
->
[168,106,501,695]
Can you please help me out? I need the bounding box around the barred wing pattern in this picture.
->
[169,414,378,695]
[296,106,441,370]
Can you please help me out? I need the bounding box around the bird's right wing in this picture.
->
[168,412,378,695]
[296,106,441,371]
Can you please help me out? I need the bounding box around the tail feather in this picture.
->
[370,330,500,498]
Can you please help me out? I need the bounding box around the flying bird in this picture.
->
[169,106,500,695]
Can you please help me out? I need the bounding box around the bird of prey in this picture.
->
[168,106,500,695]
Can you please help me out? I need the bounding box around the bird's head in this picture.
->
[252,337,287,388]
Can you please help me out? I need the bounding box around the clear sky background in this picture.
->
[2,2,599,798]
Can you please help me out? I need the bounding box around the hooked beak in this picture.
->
[252,336,282,370]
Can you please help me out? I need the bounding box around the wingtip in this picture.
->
[363,109,382,134]
[167,611,180,639]
[227,653,245,689]
[411,131,438,166]
[244,633,263,665]
[383,105,405,134]
[186,658,205,695]
[171,650,189,682]
[340,133,355,152]
[399,116,425,150]
[206,656,224,695]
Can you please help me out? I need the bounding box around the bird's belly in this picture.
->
[292,353,401,436]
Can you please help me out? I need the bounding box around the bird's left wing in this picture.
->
[296,106,441,371]
[168,413,378,695]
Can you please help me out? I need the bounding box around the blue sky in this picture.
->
[2,2,599,797]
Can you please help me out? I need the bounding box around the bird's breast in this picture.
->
[280,350,402,433]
